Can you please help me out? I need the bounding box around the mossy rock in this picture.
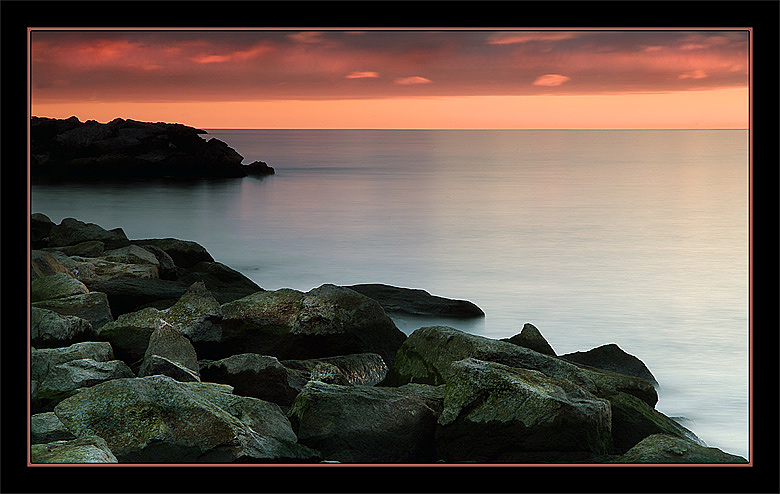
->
[31,272,89,302]
[613,434,747,463]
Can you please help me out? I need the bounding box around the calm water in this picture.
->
[31,129,750,460]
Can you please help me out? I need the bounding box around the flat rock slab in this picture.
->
[345,284,484,318]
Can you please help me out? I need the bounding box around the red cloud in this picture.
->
[394,76,432,85]
[532,74,571,87]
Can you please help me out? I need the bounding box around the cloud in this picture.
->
[192,44,273,64]
[288,31,324,44]
[394,76,432,85]
[679,69,708,79]
[532,74,571,87]
[346,71,379,79]
[486,32,577,45]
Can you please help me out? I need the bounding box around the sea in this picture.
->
[30,129,750,460]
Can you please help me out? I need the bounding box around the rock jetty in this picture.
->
[29,214,747,464]
[31,116,274,179]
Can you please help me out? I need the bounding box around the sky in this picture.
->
[29,29,750,129]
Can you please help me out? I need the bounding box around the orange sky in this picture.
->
[29,29,750,129]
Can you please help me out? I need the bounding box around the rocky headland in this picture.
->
[31,116,274,179]
[29,214,748,464]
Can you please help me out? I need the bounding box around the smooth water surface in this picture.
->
[31,129,750,459]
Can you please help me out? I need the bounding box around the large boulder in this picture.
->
[30,435,118,464]
[31,273,90,302]
[47,218,130,250]
[435,358,612,463]
[31,307,97,348]
[35,358,135,412]
[82,277,191,317]
[344,284,484,318]
[287,381,444,463]
[131,238,215,269]
[605,391,704,454]
[560,343,658,385]
[199,354,308,408]
[138,321,200,382]
[53,375,318,463]
[613,434,747,463]
[32,291,114,329]
[501,323,556,356]
[218,284,407,366]
[388,326,657,407]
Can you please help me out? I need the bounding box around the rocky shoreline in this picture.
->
[31,116,274,179]
[29,214,748,464]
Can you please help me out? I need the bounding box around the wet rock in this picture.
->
[199,354,307,408]
[388,325,657,407]
[33,291,114,329]
[131,238,215,269]
[139,320,200,381]
[288,381,444,463]
[501,322,556,356]
[53,375,318,463]
[31,250,71,279]
[177,261,263,304]
[345,283,484,318]
[47,217,130,250]
[435,358,612,463]
[31,213,55,248]
[218,284,407,366]
[35,358,134,412]
[31,272,89,302]
[31,341,115,383]
[31,307,96,348]
[31,435,118,464]
[561,343,658,385]
[281,353,388,386]
[613,434,747,463]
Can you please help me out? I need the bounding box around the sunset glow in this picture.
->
[30,28,750,129]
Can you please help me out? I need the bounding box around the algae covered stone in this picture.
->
[614,434,747,463]
[435,358,612,463]
[31,435,118,463]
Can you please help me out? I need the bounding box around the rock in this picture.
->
[345,284,485,318]
[31,341,115,382]
[30,435,118,463]
[31,272,89,302]
[47,217,130,250]
[501,322,556,356]
[435,358,612,463]
[218,284,407,366]
[82,277,190,317]
[53,375,318,463]
[33,291,114,329]
[561,343,658,385]
[199,354,307,408]
[35,358,135,412]
[388,326,657,407]
[281,353,388,386]
[613,434,748,463]
[31,250,71,279]
[244,160,275,176]
[97,282,223,369]
[31,307,96,348]
[177,261,264,304]
[288,381,444,463]
[605,391,704,454]
[136,244,177,280]
[131,238,215,269]
[69,256,160,282]
[31,213,55,248]
[31,412,77,444]
[52,240,106,257]
[139,321,200,381]
[308,362,352,385]
[101,245,161,266]
[31,116,259,179]
[142,355,201,383]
